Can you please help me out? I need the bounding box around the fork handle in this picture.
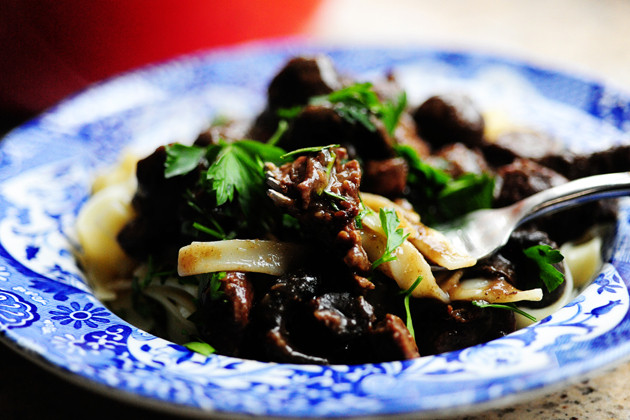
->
[515,171,630,225]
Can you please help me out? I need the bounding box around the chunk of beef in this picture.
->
[369,314,420,361]
[393,112,432,158]
[412,94,485,150]
[196,272,255,356]
[249,271,419,364]
[362,157,408,197]
[432,142,490,178]
[482,130,563,167]
[248,56,343,142]
[268,56,342,109]
[117,146,200,259]
[495,158,568,207]
[469,253,517,284]
[251,271,328,364]
[537,144,630,180]
[411,299,515,355]
[277,104,396,161]
[265,147,373,289]
[495,157,617,242]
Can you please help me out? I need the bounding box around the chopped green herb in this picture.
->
[371,208,410,269]
[192,222,225,240]
[323,190,349,202]
[437,172,495,220]
[523,244,565,292]
[206,140,284,208]
[276,106,303,119]
[399,276,423,338]
[281,214,301,231]
[381,91,407,136]
[355,198,373,229]
[276,83,407,138]
[164,143,206,178]
[472,300,537,322]
[267,119,289,146]
[325,148,337,178]
[394,144,495,224]
[184,341,216,356]
[207,271,227,301]
[312,82,405,134]
[281,144,340,159]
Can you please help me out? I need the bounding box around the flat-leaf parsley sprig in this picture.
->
[372,208,410,269]
[164,140,285,210]
[394,144,495,224]
[523,244,565,292]
[400,276,423,338]
[277,82,407,137]
[472,300,537,322]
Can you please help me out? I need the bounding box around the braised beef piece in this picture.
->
[470,253,517,284]
[268,56,342,109]
[266,147,372,289]
[495,157,617,243]
[395,113,432,158]
[362,157,408,197]
[277,104,396,160]
[494,158,568,207]
[193,119,249,147]
[250,271,329,364]
[196,272,255,356]
[249,56,343,142]
[431,142,490,178]
[482,130,564,167]
[537,144,630,180]
[117,146,200,260]
[412,94,485,150]
[246,270,418,364]
[410,299,515,355]
[369,314,420,361]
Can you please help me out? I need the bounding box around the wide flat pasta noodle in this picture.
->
[361,192,476,270]
[178,240,304,277]
[360,212,450,302]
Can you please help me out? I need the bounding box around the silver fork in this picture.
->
[434,172,630,261]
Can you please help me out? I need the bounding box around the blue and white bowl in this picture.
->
[1,43,630,418]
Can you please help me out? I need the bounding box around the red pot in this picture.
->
[0,0,320,119]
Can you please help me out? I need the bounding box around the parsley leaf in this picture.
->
[372,208,410,269]
[438,172,495,219]
[523,244,565,292]
[280,144,340,159]
[267,119,289,146]
[394,144,495,224]
[206,140,285,208]
[207,272,226,301]
[184,341,216,356]
[278,82,407,136]
[164,143,206,178]
[472,300,537,322]
[276,105,303,119]
[381,91,407,136]
[400,276,423,338]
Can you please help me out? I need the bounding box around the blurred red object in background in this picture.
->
[0,0,320,121]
